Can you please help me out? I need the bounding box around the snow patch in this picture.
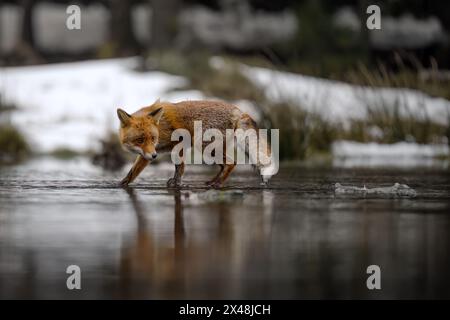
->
[332,141,449,168]
[0,58,204,152]
[242,65,450,126]
[333,141,449,158]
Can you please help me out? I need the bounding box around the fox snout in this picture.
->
[124,144,158,161]
[144,151,158,161]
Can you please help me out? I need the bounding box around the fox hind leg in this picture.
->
[209,164,236,189]
[205,164,224,186]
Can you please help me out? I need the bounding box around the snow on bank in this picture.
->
[2,56,449,169]
[239,62,450,167]
[332,141,449,168]
[0,58,204,152]
[241,65,450,126]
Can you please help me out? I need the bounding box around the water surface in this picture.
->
[1,158,449,299]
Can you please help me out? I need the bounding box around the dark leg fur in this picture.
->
[167,162,185,187]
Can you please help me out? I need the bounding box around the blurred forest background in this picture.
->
[1,0,450,168]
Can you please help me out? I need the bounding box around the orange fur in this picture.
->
[117,100,264,188]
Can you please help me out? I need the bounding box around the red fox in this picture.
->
[117,100,272,188]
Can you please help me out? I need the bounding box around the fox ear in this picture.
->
[148,107,164,124]
[117,108,131,127]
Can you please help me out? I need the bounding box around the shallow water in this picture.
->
[0,157,449,299]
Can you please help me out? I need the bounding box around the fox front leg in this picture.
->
[120,155,149,187]
[167,162,185,188]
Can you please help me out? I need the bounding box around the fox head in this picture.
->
[117,107,164,161]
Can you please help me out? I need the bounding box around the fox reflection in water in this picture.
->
[2,166,450,298]
[118,188,274,299]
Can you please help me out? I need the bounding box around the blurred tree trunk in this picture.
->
[21,0,35,46]
[0,5,2,60]
[110,0,139,56]
[358,0,371,61]
[149,0,180,50]
[16,0,41,64]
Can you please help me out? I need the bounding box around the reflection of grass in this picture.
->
[0,126,30,164]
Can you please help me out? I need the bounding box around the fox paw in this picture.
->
[166,178,182,188]
[206,180,223,189]
[119,179,130,188]
[205,179,219,186]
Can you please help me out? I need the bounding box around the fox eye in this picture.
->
[135,137,145,144]
[152,137,157,143]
